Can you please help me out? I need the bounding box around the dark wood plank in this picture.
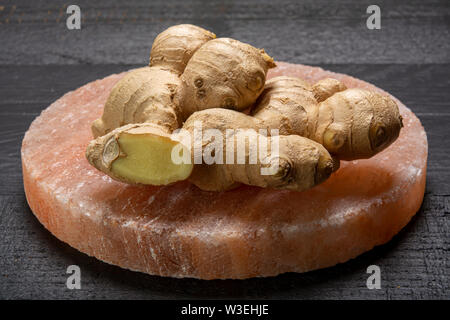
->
[0,0,448,64]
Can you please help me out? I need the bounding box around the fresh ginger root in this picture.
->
[181,109,338,191]
[91,24,216,138]
[87,109,336,191]
[91,25,275,138]
[86,24,402,192]
[181,76,402,190]
[174,37,276,119]
[150,24,217,76]
[252,76,403,160]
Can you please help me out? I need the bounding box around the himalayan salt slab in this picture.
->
[22,63,427,280]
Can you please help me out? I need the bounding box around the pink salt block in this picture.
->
[21,63,427,280]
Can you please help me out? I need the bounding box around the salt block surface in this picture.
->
[22,63,427,280]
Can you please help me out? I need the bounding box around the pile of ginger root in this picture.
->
[86,24,403,192]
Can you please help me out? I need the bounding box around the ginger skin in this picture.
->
[174,38,276,119]
[91,25,274,139]
[252,76,403,160]
[91,67,182,138]
[86,24,402,192]
[150,24,217,76]
[181,109,337,191]
[87,123,193,185]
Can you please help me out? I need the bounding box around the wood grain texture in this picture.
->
[0,0,448,64]
[0,64,448,299]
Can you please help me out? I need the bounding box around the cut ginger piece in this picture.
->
[21,62,427,280]
[113,133,192,185]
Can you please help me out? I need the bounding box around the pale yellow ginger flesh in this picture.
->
[112,133,192,185]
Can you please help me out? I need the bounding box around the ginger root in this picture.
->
[252,76,403,160]
[91,67,182,138]
[150,24,217,76]
[91,25,274,139]
[87,109,336,191]
[174,38,276,119]
[87,24,276,187]
[86,24,402,192]
[181,109,337,191]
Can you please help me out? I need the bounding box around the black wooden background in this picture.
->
[0,0,448,300]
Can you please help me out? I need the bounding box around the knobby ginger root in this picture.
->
[87,24,275,187]
[87,110,336,191]
[86,24,402,192]
[181,109,337,191]
[174,38,276,119]
[150,24,217,76]
[91,67,182,138]
[252,76,403,160]
[91,24,216,138]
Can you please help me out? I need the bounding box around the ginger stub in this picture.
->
[86,24,402,192]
